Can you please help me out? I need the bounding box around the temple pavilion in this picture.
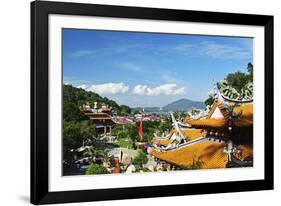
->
[81,102,117,135]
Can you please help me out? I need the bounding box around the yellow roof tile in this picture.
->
[150,140,228,169]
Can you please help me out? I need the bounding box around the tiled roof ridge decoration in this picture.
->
[217,80,253,103]
[207,99,230,120]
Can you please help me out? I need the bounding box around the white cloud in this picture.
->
[70,43,145,58]
[77,84,88,89]
[71,50,95,57]
[70,40,252,61]
[132,84,185,96]
[118,62,143,72]
[171,41,252,60]
[78,82,129,94]
[201,41,251,59]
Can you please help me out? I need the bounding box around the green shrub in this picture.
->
[142,167,151,172]
[86,164,109,175]
[133,151,148,167]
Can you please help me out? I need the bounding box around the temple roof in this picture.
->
[186,119,226,129]
[153,129,206,147]
[86,112,112,119]
[207,99,230,119]
[150,139,253,168]
[150,140,228,169]
[233,103,253,120]
[185,100,253,129]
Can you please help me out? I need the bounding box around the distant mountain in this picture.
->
[132,107,161,113]
[132,98,205,113]
[162,98,204,112]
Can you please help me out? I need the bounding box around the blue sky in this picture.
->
[63,29,253,107]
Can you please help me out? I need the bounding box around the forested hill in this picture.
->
[163,98,204,111]
[63,84,130,121]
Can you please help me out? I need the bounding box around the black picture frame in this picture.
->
[31,0,274,204]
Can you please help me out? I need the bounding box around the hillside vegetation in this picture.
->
[63,84,131,161]
[63,84,130,121]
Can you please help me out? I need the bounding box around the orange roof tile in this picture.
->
[233,103,253,120]
[185,129,206,140]
[153,129,206,147]
[185,101,253,129]
[150,140,228,169]
[186,119,226,128]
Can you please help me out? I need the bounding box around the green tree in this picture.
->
[141,121,161,142]
[79,120,97,141]
[86,164,109,175]
[204,95,214,107]
[63,102,86,122]
[119,105,131,115]
[102,149,111,166]
[158,118,171,135]
[63,119,99,162]
[63,120,83,161]
[203,62,253,105]
[63,120,96,149]
[83,146,98,164]
[133,150,148,168]
[247,62,253,82]
[225,62,253,92]
[225,71,249,92]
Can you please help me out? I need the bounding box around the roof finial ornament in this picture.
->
[211,79,218,99]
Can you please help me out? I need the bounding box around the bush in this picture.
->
[142,167,151,172]
[133,151,148,168]
[86,164,109,175]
